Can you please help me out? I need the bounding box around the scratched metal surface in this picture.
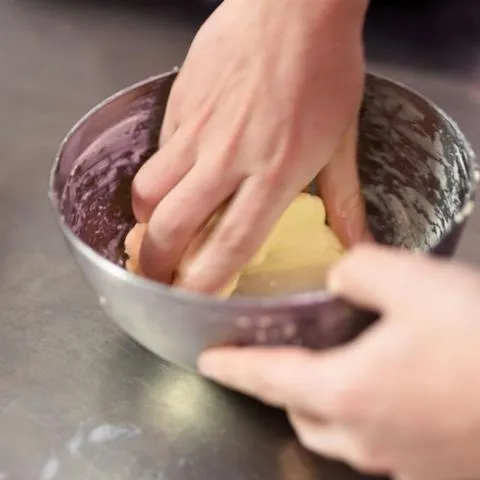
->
[0,0,479,478]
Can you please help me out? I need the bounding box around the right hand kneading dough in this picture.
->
[125,193,345,298]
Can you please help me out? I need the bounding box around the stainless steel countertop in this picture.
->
[0,0,479,478]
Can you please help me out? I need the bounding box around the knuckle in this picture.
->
[204,138,245,181]
[210,156,241,184]
[149,218,188,255]
[162,220,189,249]
[261,164,289,190]
[215,223,251,261]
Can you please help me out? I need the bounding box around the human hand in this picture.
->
[132,0,370,293]
[198,245,480,480]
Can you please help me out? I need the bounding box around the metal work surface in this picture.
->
[0,0,479,478]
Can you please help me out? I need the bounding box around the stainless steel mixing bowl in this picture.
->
[49,70,478,369]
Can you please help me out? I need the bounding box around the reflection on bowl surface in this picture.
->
[49,71,477,368]
[359,82,476,251]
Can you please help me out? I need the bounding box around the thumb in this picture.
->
[198,345,361,414]
[316,122,372,247]
[327,244,480,315]
[328,244,426,313]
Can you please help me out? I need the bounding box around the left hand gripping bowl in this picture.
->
[49,70,478,369]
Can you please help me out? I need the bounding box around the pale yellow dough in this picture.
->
[125,193,345,297]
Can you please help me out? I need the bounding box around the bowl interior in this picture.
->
[359,79,475,251]
[52,73,476,276]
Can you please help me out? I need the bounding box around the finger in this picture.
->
[159,114,178,148]
[138,163,241,284]
[316,122,372,247]
[178,174,292,293]
[132,124,197,223]
[327,244,480,314]
[327,244,421,312]
[290,410,389,474]
[288,410,344,459]
[198,346,355,414]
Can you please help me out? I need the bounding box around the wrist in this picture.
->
[310,0,369,38]
[258,0,368,44]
